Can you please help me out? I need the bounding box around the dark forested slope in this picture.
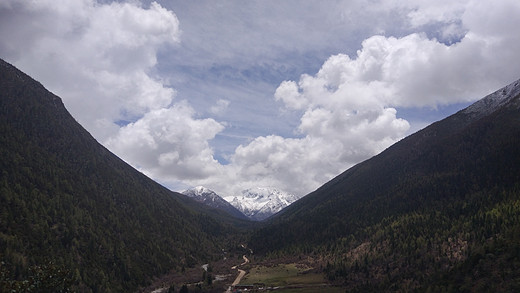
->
[0,59,244,292]
[251,79,520,291]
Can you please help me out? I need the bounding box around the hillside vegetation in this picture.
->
[2,58,520,292]
[0,59,249,292]
[250,81,520,291]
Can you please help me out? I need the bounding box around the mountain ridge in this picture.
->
[0,58,240,292]
[181,186,248,220]
[250,78,520,291]
[3,56,520,291]
[263,77,520,237]
[225,187,300,221]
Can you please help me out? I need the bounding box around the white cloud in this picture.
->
[207,0,520,196]
[210,99,231,115]
[401,0,468,28]
[274,81,306,110]
[216,107,410,196]
[106,101,225,180]
[2,0,520,199]
[0,0,180,141]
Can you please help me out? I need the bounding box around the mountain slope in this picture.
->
[182,186,248,220]
[251,79,520,291]
[0,59,238,292]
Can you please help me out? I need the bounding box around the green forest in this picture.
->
[0,59,249,292]
[1,59,520,292]
[249,84,520,291]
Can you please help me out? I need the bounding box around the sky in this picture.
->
[1,0,520,198]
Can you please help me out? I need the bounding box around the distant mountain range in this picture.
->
[183,186,300,221]
[181,186,248,220]
[251,78,520,291]
[225,187,300,221]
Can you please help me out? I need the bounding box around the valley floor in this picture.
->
[236,262,343,293]
[140,247,340,293]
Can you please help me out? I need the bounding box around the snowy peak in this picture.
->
[181,186,247,219]
[226,187,300,221]
[181,186,300,221]
[184,186,218,200]
[463,79,520,117]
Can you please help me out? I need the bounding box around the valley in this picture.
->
[1,58,520,292]
[144,245,342,293]
[239,262,342,293]
[227,255,249,292]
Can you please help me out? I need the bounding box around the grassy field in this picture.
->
[240,263,344,293]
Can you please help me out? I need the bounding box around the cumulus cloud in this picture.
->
[204,0,520,196]
[0,0,180,141]
[0,0,230,188]
[280,30,518,111]
[2,0,520,198]
[241,86,410,195]
[106,101,225,180]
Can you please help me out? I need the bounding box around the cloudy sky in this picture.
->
[1,0,520,197]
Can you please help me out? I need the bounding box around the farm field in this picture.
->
[239,263,343,293]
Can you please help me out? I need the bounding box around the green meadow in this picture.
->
[240,263,344,293]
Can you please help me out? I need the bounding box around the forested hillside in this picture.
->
[2,57,520,292]
[0,59,246,292]
[251,80,520,291]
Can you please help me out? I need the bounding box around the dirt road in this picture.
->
[231,269,246,286]
[226,255,250,292]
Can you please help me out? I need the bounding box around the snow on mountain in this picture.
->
[183,186,302,221]
[182,186,218,202]
[224,187,301,221]
[181,186,247,219]
[463,79,520,117]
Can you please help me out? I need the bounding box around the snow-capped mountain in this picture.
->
[224,187,301,221]
[463,79,520,117]
[181,186,247,219]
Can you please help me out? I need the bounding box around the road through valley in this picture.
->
[226,255,250,292]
